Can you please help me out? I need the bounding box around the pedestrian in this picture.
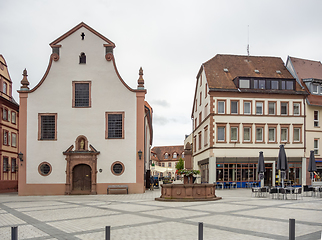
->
[150,175,154,191]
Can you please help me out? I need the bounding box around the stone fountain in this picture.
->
[155,143,221,202]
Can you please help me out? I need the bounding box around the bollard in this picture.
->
[198,222,203,240]
[11,226,18,240]
[105,226,110,240]
[289,218,295,240]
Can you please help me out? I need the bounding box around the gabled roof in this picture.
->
[288,56,322,106]
[151,145,184,161]
[49,22,115,48]
[202,54,296,90]
[288,56,322,81]
[0,54,12,82]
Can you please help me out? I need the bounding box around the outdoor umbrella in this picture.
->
[257,151,265,182]
[308,150,317,182]
[277,144,288,188]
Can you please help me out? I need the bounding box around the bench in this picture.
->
[107,185,128,194]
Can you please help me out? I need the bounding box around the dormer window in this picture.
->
[313,84,318,94]
[239,79,250,88]
[79,52,86,64]
[173,153,177,159]
[164,153,169,159]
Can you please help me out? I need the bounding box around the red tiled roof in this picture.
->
[151,145,184,161]
[289,57,322,106]
[202,54,304,92]
[289,57,322,80]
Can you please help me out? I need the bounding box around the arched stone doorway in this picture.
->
[63,136,100,195]
[72,164,92,192]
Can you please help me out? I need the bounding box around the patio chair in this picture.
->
[260,187,268,197]
[293,187,303,200]
[303,185,313,197]
[251,187,259,197]
[269,187,278,199]
[278,188,286,200]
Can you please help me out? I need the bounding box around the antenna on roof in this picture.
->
[247,25,250,56]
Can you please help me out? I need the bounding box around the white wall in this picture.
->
[26,27,137,184]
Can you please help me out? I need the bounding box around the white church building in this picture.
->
[18,22,152,195]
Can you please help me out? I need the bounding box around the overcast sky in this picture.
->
[1,0,322,147]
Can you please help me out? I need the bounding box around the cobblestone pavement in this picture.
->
[0,188,321,240]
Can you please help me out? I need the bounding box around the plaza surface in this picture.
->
[0,187,321,240]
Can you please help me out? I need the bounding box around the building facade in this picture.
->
[0,55,19,193]
[18,22,152,195]
[191,54,307,187]
[150,145,184,179]
[286,56,322,183]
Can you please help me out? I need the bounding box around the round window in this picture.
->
[38,162,52,176]
[111,161,125,176]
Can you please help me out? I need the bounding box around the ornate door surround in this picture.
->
[63,135,100,195]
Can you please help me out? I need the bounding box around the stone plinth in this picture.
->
[155,183,222,202]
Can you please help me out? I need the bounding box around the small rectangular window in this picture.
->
[259,80,265,89]
[268,102,275,115]
[256,127,263,142]
[11,111,16,124]
[244,101,251,114]
[293,128,300,142]
[3,130,8,145]
[218,101,225,114]
[293,103,300,115]
[314,110,319,127]
[218,127,225,141]
[243,127,251,142]
[281,102,288,115]
[282,81,286,90]
[239,79,250,88]
[254,80,258,89]
[286,81,293,90]
[40,115,57,140]
[271,80,279,90]
[11,133,17,147]
[313,84,318,94]
[107,113,124,139]
[314,139,319,155]
[74,83,90,107]
[11,158,16,173]
[281,128,288,142]
[231,101,238,114]
[230,127,238,142]
[256,102,263,115]
[3,108,8,121]
[268,128,275,142]
[3,157,8,172]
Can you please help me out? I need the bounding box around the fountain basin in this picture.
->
[155,183,222,202]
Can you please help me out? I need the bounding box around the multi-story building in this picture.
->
[286,56,322,183]
[17,22,152,195]
[150,145,184,179]
[0,55,19,193]
[191,54,307,187]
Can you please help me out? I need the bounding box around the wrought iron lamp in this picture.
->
[18,152,23,162]
[138,150,143,160]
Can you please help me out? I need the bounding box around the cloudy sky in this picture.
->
[1,0,322,147]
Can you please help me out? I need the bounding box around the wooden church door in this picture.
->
[72,164,91,191]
